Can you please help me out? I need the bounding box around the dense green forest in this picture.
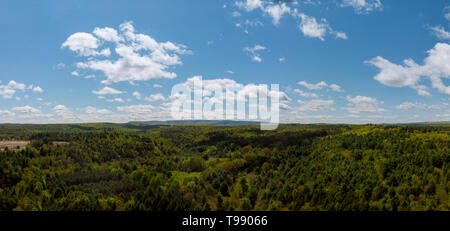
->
[0,123,449,211]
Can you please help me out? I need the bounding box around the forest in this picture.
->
[0,123,449,211]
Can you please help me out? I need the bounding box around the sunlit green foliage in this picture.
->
[0,123,449,211]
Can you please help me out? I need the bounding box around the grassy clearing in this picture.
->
[0,141,30,150]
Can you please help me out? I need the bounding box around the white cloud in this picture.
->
[64,21,190,85]
[85,106,112,114]
[395,101,444,111]
[295,13,327,41]
[56,63,65,70]
[264,3,291,26]
[177,76,291,116]
[225,70,235,74]
[132,91,142,100]
[92,86,123,95]
[61,32,110,57]
[32,86,44,93]
[244,45,266,62]
[93,27,122,43]
[12,105,52,119]
[233,1,347,40]
[53,105,77,121]
[106,98,124,103]
[298,81,328,90]
[294,89,318,98]
[237,84,291,102]
[329,84,344,92]
[278,57,285,62]
[343,95,386,114]
[340,0,383,15]
[71,71,80,76]
[153,84,163,88]
[334,31,348,40]
[298,81,343,92]
[291,11,348,41]
[232,11,242,17]
[366,43,450,96]
[183,76,241,92]
[145,93,166,102]
[7,80,26,90]
[117,104,155,120]
[430,26,450,40]
[296,99,334,112]
[0,110,14,118]
[235,1,291,26]
[0,80,27,99]
[235,0,264,12]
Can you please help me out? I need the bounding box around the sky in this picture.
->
[0,0,449,124]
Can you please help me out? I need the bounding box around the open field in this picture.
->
[0,141,29,150]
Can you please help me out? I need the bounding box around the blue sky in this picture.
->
[0,0,449,124]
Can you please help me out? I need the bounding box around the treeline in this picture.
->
[0,124,449,211]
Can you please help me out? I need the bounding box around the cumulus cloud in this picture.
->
[12,105,40,114]
[117,104,156,120]
[243,45,267,62]
[430,26,450,40]
[145,93,166,102]
[92,86,123,95]
[56,63,66,70]
[0,80,34,99]
[290,10,347,41]
[106,98,124,103]
[184,76,290,109]
[234,1,347,40]
[340,0,383,14]
[298,81,328,90]
[61,32,110,57]
[296,99,334,111]
[93,27,122,43]
[329,84,344,92]
[63,21,190,85]
[395,101,444,111]
[0,110,15,118]
[264,3,291,26]
[298,81,344,92]
[85,106,112,115]
[11,105,52,119]
[343,95,385,114]
[366,43,450,96]
[429,9,450,41]
[235,0,264,12]
[32,86,44,93]
[232,11,242,17]
[294,89,318,98]
[153,84,163,88]
[334,31,348,40]
[53,105,77,121]
[295,13,328,41]
[132,91,142,100]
